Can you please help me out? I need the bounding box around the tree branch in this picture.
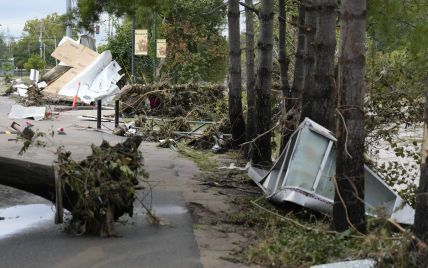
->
[239,2,259,16]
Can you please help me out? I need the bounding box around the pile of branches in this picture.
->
[22,85,44,106]
[57,136,148,236]
[187,118,232,150]
[119,83,226,120]
[116,117,192,142]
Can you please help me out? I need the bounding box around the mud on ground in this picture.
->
[186,154,263,268]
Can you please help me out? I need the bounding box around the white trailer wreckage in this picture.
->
[44,36,123,104]
[248,118,415,225]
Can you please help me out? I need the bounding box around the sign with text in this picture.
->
[157,39,167,58]
[135,29,148,55]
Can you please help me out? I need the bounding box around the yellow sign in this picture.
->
[157,39,167,58]
[135,29,148,55]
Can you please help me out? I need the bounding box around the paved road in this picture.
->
[0,97,202,268]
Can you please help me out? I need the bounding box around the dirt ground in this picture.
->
[183,154,263,268]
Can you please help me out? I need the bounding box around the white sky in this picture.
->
[0,0,108,43]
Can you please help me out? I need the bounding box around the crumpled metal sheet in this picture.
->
[248,117,415,225]
[311,259,376,268]
[8,105,46,121]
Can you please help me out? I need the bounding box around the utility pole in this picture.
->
[66,0,72,37]
[54,37,58,65]
[39,22,43,58]
[131,0,136,83]
[153,12,157,80]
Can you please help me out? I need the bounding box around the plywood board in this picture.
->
[51,40,99,69]
[44,68,81,94]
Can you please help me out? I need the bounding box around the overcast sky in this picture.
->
[0,0,109,44]
[0,0,66,38]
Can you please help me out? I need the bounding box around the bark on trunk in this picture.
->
[245,0,257,159]
[278,0,291,151]
[415,92,428,243]
[300,0,317,123]
[302,0,337,130]
[251,0,274,167]
[333,0,367,233]
[228,0,246,148]
[280,4,306,151]
[0,156,74,210]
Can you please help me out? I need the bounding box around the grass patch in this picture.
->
[177,144,218,172]
[227,197,423,268]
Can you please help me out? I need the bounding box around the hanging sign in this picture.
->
[135,29,148,55]
[157,39,167,58]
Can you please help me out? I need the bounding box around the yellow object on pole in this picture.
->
[135,29,148,55]
[157,39,167,58]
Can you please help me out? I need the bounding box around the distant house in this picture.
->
[0,59,15,76]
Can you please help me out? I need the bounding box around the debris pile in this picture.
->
[118,83,226,119]
[56,136,147,236]
[21,85,44,106]
[187,118,231,151]
[43,36,123,104]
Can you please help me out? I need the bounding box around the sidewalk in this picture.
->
[0,96,202,268]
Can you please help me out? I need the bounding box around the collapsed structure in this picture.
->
[248,118,415,225]
[43,36,123,104]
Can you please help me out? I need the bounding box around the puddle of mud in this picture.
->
[0,204,55,238]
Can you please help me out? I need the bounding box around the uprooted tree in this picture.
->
[56,137,148,236]
[12,128,150,237]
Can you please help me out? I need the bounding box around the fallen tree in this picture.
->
[0,131,148,237]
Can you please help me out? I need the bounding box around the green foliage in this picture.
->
[24,55,46,71]
[368,0,428,69]
[81,0,227,83]
[365,48,425,206]
[0,35,9,60]
[230,197,421,267]
[13,13,67,68]
[57,137,149,236]
[105,21,154,82]
[76,0,171,30]
[161,0,228,83]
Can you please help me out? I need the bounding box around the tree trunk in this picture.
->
[278,0,291,151]
[415,92,428,243]
[251,0,274,167]
[245,0,256,159]
[228,0,246,148]
[333,0,367,233]
[0,156,76,210]
[280,4,306,150]
[302,0,337,130]
[300,0,317,123]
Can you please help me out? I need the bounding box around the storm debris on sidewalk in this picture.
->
[113,115,233,153]
[187,118,231,151]
[117,83,226,119]
[21,85,44,106]
[43,37,124,104]
[8,105,47,121]
[56,136,148,236]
